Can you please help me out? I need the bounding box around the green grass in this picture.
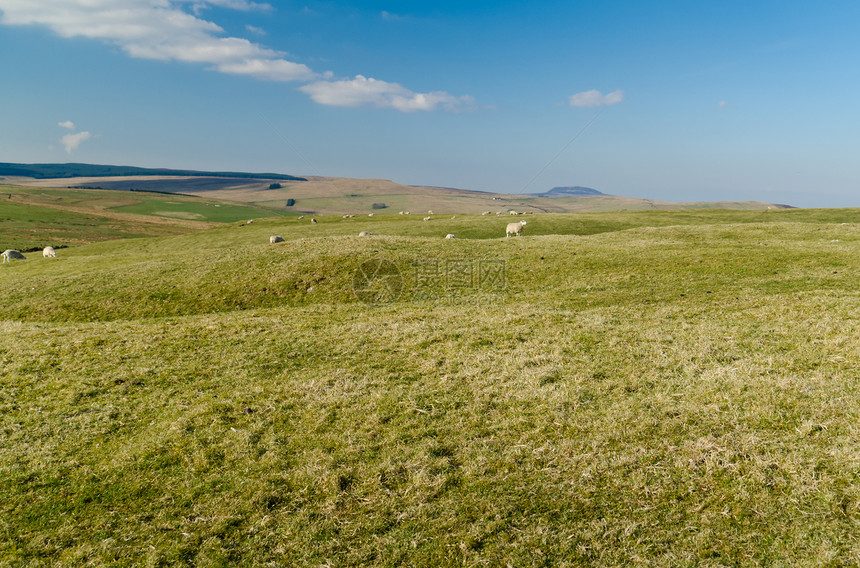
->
[110,198,292,223]
[1,209,859,566]
[0,185,294,251]
[0,197,154,250]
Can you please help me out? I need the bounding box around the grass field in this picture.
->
[0,185,290,251]
[1,209,859,566]
[11,174,789,215]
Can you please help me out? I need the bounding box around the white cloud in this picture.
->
[381,10,402,21]
[0,0,314,82]
[718,100,734,108]
[186,0,272,11]
[299,75,473,112]
[58,120,76,130]
[245,24,265,35]
[0,0,473,111]
[61,131,92,153]
[569,89,624,108]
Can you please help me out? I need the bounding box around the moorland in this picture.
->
[1,180,858,566]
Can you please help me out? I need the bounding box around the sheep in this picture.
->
[445,234,456,239]
[482,211,491,215]
[509,210,518,215]
[358,231,373,237]
[368,213,374,217]
[246,219,254,224]
[43,246,56,258]
[1,249,26,263]
[311,218,318,224]
[506,220,527,237]
[298,215,304,219]
[423,216,431,221]
[270,236,284,244]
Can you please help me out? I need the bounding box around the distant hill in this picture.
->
[3,162,792,214]
[0,162,306,181]
[535,186,609,197]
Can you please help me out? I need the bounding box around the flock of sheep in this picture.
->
[266,216,528,243]
[1,247,54,263]
[4,215,530,265]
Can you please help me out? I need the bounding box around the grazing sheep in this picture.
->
[368,213,374,217]
[427,210,433,214]
[2,249,26,263]
[358,231,373,237]
[423,216,431,221]
[43,246,56,258]
[298,215,304,219]
[311,218,318,224]
[399,211,405,215]
[506,220,527,237]
[246,219,254,224]
[270,236,284,244]
[482,211,491,215]
[509,210,518,215]
[445,234,456,239]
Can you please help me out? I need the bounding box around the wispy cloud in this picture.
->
[0,0,472,112]
[718,100,734,109]
[569,89,624,108]
[245,24,265,35]
[61,131,92,153]
[186,0,272,11]
[58,120,76,130]
[299,75,473,112]
[381,10,403,21]
[0,0,314,82]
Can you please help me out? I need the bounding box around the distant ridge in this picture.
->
[0,162,306,181]
[535,186,609,197]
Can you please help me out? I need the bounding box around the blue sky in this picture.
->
[1,1,859,207]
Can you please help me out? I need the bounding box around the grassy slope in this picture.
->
[11,175,786,215]
[0,185,291,250]
[1,209,859,566]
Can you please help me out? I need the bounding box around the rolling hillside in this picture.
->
[0,184,292,250]
[4,162,793,215]
[1,208,858,565]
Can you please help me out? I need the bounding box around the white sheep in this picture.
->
[43,246,56,258]
[509,210,518,215]
[270,235,284,244]
[423,216,431,221]
[506,220,527,237]
[298,215,304,219]
[2,249,26,263]
[445,234,456,239]
[311,218,318,224]
[358,231,373,237]
[482,211,491,215]
[368,213,374,217]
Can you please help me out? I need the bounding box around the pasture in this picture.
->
[0,185,289,250]
[1,208,859,566]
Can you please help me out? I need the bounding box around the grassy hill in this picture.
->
[0,184,292,250]
[1,208,859,565]
[8,170,791,215]
[0,162,305,181]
